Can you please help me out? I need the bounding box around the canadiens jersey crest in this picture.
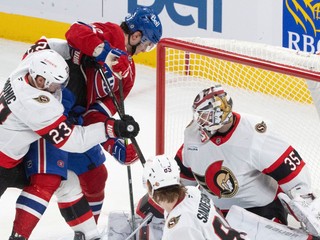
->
[33,95,50,103]
[167,215,181,229]
[193,160,239,198]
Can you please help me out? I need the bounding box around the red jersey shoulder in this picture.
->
[93,22,126,50]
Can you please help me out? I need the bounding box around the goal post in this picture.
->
[156,37,320,190]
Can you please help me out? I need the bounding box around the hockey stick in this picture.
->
[125,212,153,240]
[97,66,146,165]
[97,65,146,239]
[117,70,137,240]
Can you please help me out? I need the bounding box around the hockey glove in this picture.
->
[111,54,131,79]
[278,187,320,237]
[103,138,138,165]
[95,41,130,77]
[105,115,140,138]
[136,193,165,219]
[66,105,86,125]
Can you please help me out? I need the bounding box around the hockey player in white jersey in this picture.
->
[0,49,139,200]
[174,84,320,237]
[0,49,138,169]
[143,154,248,240]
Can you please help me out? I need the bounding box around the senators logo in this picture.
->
[167,215,181,229]
[193,161,238,198]
[255,121,267,133]
[33,95,50,103]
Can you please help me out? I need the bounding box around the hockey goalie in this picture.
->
[106,157,320,240]
[106,194,320,240]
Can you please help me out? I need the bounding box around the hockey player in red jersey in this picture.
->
[143,155,248,240]
[62,6,161,226]
[7,6,162,240]
[175,84,320,237]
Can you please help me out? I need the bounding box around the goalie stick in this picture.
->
[124,213,153,240]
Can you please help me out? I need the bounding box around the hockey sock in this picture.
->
[56,170,100,239]
[78,164,108,223]
[58,196,100,239]
[12,174,61,238]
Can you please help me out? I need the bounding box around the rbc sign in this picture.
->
[283,0,320,53]
[128,0,222,33]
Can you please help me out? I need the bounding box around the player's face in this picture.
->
[131,33,156,55]
[138,36,156,52]
[34,75,63,93]
[33,75,46,89]
[194,110,214,129]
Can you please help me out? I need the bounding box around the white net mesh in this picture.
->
[157,37,320,191]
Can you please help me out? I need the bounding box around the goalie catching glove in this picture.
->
[103,138,139,165]
[95,41,131,78]
[278,186,320,237]
[105,114,140,139]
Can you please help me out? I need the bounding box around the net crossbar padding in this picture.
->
[156,37,320,190]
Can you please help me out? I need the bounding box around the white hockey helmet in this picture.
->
[143,155,180,196]
[193,84,233,138]
[28,49,69,92]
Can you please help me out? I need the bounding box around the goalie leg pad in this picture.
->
[278,192,320,237]
[105,211,164,240]
[226,205,314,240]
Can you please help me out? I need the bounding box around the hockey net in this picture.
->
[156,38,320,191]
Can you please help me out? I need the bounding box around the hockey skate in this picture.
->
[8,237,26,240]
[8,231,27,240]
[74,231,101,240]
[74,231,86,240]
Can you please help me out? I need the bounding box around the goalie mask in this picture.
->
[193,85,233,141]
[125,7,162,52]
[143,155,180,197]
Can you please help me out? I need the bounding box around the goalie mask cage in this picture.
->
[156,37,320,191]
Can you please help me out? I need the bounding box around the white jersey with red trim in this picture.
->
[162,186,246,240]
[0,53,107,168]
[180,112,311,211]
